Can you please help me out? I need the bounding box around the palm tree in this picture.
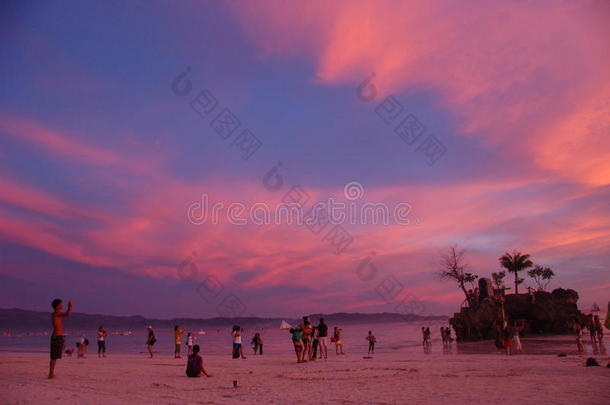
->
[499,250,533,295]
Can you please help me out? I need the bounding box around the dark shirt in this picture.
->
[317,323,328,337]
[186,354,203,377]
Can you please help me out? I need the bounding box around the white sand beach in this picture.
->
[1,350,609,405]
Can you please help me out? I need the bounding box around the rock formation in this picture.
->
[449,288,588,341]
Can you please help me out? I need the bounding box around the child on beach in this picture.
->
[366,331,376,354]
[251,332,263,355]
[186,345,211,378]
[146,326,156,358]
[49,298,73,379]
[289,327,304,363]
[332,327,344,355]
[174,325,186,358]
[97,326,107,358]
[186,332,195,356]
[77,335,88,358]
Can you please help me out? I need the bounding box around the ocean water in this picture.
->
[0,320,449,355]
[2,316,607,357]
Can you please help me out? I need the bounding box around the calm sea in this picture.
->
[1,315,607,356]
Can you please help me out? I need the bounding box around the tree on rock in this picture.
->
[527,265,555,291]
[491,271,506,289]
[439,246,478,306]
[499,250,533,295]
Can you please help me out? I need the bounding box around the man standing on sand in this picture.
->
[146,326,156,358]
[316,318,328,360]
[97,326,107,358]
[49,298,73,379]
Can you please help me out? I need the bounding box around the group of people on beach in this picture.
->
[493,321,523,355]
[48,297,608,381]
[145,325,198,359]
[576,315,604,353]
[288,316,333,363]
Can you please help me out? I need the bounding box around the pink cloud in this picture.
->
[229,0,610,186]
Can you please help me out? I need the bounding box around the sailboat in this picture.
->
[591,302,600,312]
[279,320,292,330]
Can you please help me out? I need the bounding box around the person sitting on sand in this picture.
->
[49,298,73,379]
[186,345,211,378]
[174,325,186,358]
[146,326,156,358]
[366,330,376,354]
[97,326,107,358]
[332,327,344,355]
[289,326,304,363]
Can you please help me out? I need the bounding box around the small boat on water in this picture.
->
[197,330,206,335]
[591,302,600,312]
[119,331,133,336]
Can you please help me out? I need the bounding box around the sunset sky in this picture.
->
[1,0,609,319]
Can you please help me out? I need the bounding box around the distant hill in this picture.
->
[0,308,446,331]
